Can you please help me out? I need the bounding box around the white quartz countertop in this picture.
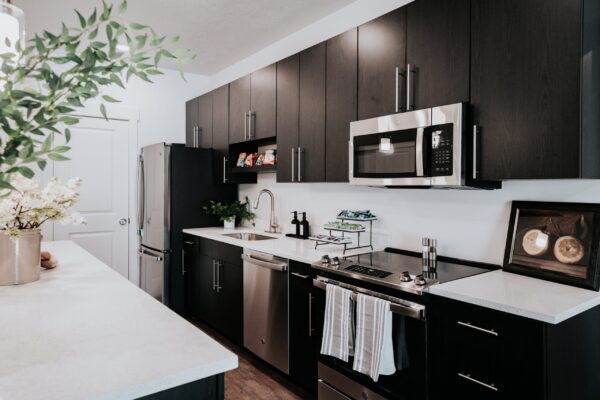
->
[183,227,378,264]
[429,269,600,324]
[0,241,237,400]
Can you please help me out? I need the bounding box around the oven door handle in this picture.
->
[313,278,426,321]
[415,127,424,177]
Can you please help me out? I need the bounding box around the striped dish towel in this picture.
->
[352,294,396,382]
[320,284,354,362]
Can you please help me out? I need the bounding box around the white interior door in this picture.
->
[51,117,130,278]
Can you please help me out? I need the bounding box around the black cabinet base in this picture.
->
[137,373,224,400]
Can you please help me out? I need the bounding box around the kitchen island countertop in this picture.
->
[0,240,237,400]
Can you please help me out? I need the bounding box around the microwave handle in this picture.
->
[415,127,424,177]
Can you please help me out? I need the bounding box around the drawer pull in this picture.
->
[458,373,498,392]
[457,321,498,336]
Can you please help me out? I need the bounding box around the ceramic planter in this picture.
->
[223,218,236,229]
[0,229,42,285]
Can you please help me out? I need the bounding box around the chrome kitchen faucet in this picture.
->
[253,189,279,233]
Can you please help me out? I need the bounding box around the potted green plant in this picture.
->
[203,199,255,229]
[0,0,191,283]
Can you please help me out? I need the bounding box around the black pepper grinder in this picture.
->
[300,212,310,238]
[291,211,300,236]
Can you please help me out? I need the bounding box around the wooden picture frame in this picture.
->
[504,201,600,291]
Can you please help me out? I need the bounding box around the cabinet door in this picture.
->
[406,0,469,109]
[471,0,581,179]
[326,28,357,182]
[185,97,199,147]
[186,252,218,325]
[250,64,277,141]
[289,262,317,394]
[276,54,300,183]
[229,75,251,144]
[358,7,406,119]
[214,260,243,345]
[212,85,230,184]
[197,92,213,148]
[299,43,326,183]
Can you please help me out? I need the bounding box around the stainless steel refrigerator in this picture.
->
[137,143,237,314]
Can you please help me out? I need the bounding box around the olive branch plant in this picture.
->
[0,0,194,192]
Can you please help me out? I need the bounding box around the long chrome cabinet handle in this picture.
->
[244,112,248,140]
[291,147,295,182]
[181,249,186,275]
[457,320,498,336]
[216,261,222,293]
[137,155,144,236]
[223,156,228,183]
[291,272,310,279]
[249,111,255,140]
[406,63,412,111]
[472,125,479,180]
[457,373,498,392]
[395,66,400,113]
[298,148,302,182]
[308,293,314,337]
[212,260,216,290]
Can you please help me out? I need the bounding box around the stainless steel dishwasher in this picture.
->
[242,249,289,374]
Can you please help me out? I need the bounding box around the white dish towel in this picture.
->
[352,293,396,382]
[320,284,354,362]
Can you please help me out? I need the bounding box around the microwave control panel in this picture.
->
[430,123,453,176]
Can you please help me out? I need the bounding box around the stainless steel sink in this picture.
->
[222,233,277,241]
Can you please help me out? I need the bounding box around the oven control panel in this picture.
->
[430,123,453,176]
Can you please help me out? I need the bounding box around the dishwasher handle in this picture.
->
[242,254,288,272]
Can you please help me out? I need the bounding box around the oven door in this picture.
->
[313,278,428,400]
[349,108,431,187]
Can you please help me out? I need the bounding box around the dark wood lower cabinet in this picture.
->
[138,374,224,400]
[429,295,600,400]
[185,236,243,345]
[289,261,318,395]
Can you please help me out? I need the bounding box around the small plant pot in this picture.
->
[0,229,42,285]
[223,219,236,229]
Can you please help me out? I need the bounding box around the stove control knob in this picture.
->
[331,257,340,266]
[400,271,412,282]
[321,255,331,264]
[414,274,427,286]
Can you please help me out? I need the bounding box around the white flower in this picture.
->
[0,175,85,239]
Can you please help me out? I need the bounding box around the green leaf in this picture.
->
[102,95,121,103]
[0,180,15,190]
[48,153,70,161]
[52,146,71,153]
[41,135,52,152]
[36,160,48,171]
[118,0,128,14]
[88,8,97,25]
[4,37,11,48]
[17,167,35,179]
[100,103,108,120]
[65,128,72,143]
[75,10,87,28]
[60,116,80,125]
[130,22,147,30]
[88,28,99,40]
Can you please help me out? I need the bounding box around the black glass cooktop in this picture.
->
[345,265,392,278]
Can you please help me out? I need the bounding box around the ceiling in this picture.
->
[13,0,357,75]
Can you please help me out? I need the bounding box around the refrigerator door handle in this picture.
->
[137,154,145,237]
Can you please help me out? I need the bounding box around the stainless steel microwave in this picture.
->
[349,103,500,189]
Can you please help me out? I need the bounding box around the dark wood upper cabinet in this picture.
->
[406,0,470,109]
[276,54,300,183]
[212,85,230,184]
[471,0,593,180]
[197,93,213,148]
[250,64,277,141]
[299,43,327,183]
[185,97,198,148]
[326,28,357,182]
[358,7,406,120]
[228,75,251,144]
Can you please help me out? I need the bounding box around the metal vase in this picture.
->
[0,229,41,285]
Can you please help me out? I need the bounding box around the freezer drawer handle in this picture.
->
[138,249,163,262]
[457,373,498,392]
[457,321,498,337]
[242,254,287,272]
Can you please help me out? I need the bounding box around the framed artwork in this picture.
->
[504,201,600,291]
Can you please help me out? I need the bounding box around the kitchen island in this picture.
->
[0,241,237,400]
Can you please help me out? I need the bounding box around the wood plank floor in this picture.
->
[189,318,315,400]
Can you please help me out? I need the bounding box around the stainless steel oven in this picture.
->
[313,276,427,400]
[349,103,499,189]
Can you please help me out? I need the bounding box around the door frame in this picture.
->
[71,104,141,284]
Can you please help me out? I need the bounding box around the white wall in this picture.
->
[241,175,600,266]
